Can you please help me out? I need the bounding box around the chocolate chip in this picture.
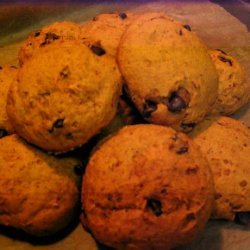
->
[48,118,64,133]
[146,198,162,217]
[185,166,198,175]
[216,49,227,55]
[119,12,127,19]
[10,65,17,69]
[183,24,191,31]
[186,213,196,221]
[142,100,158,118]
[167,92,186,113]
[90,44,106,56]
[179,29,183,36]
[59,66,70,79]
[218,55,233,66]
[240,180,248,187]
[177,146,188,154]
[74,164,84,175]
[40,32,60,46]
[0,66,2,70]
[34,31,41,37]
[0,129,8,138]
[235,212,250,226]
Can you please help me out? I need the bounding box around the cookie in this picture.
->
[0,66,17,137]
[82,124,214,250]
[190,116,250,220]
[80,12,136,56]
[18,21,81,65]
[209,49,249,115]
[0,134,81,236]
[7,40,122,153]
[117,13,219,131]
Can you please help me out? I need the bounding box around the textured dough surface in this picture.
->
[0,66,17,134]
[209,49,249,115]
[7,40,122,153]
[117,12,219,130]
[80,12,136,56]
[82,124,214,250]
[190,116,250,220]
[18,21,81,65]
[0,135,81,236]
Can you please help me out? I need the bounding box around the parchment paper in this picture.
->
[0,1,249,249]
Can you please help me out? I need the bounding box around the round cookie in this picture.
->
[0,66,17,137]
[7,40,122,153]
[82,124,214,250]
[190,116,250,220]
[117,13,219,131]
[0,134,81,236]
[209,49,249,115]
[18,21,81,65]
[80,12,136,56]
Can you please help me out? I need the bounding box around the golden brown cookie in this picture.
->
[80,12,136,56]
[209,49,249,115]
[18,21,81,65]
[190,116,250,220]
[0,66,17,137]
[82,124,214,250]
[0,134,81,236]
[117,13,219,131]
[7,40,122,153]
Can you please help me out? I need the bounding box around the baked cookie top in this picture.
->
[0,134,81,236]
[0,66,17,136]
[209,49,249,115]
[18,21,81,65]
[80,12,136,56]
[82,124,214,250]
[7,40,122,153]
[190,116,250,220]
[117,12,218,131]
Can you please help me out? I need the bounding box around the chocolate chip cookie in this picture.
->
[18,21,81,65]
[0,134,81,236]
[82,124,214,250]
[0,66,17,137]
[190,116,250,220]
[7,40,122,153]
[209,49,249,115]
[117,13,219,131]
[80,12,136,56]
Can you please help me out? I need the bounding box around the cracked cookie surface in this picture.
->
[82,124,214,250]
[7,40,122,153]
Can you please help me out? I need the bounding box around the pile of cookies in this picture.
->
[0,11,249,249]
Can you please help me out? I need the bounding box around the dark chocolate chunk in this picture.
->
[177,146,188,154]
[119,12,127,19]
[0,129,8,138]
[48,118,64,133]
[183,24,191,31]
[235,212,250,226]
[40,32,60,46]
[146,198,162,216]
[167,92,186,113]
[34,31,41,37]
[90,44,106,56]
[216,49,227,55]
[218,55,233,66]
[179,29,183,36]
[142,99,158,118]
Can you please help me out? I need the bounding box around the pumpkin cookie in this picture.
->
[117,13,218,131]
[190,116,250,220]
[82,124,214,250]
[18,21,81,65]
[209,49,249,115]
[80,12,136,56]
[7,41,122,153]
[0,134,81,236]
[0,66,17,137]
